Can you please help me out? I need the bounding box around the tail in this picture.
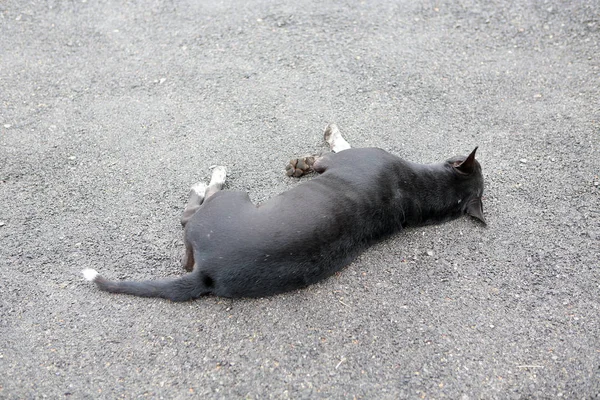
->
[81,268,208,302]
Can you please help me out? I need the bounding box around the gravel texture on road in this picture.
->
[1,0,598,398]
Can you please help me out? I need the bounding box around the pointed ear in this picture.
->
[453,147,478,174]
[466,197,486,225]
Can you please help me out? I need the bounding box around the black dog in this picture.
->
[82,124,485,301]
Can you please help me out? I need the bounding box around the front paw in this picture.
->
[286,156,316,177]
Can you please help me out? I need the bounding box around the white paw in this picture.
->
[324,123,351,153]
[209,166,227,186]
[191,182,207,197]
[82,268,98,281]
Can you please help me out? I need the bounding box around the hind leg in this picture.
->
[204,166,227,200]
[182,240,195,272]
[180,182,208,271]
[180,166,227,227]
[180,166,227,271]
[180,182,207,227]
[285,123,352,177]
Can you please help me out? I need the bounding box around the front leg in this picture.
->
[324,123,351,153]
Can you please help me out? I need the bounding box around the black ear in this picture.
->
[466,197,486,225]
[453,147,478,174]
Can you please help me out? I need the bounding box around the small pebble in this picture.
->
[519,159,527,164]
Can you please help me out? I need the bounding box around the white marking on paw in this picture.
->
[325,123,351,153]
[209,166,227,187]
[82,268,98,281]
[191,182,207,197]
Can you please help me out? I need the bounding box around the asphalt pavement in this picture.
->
[1,0,598,398]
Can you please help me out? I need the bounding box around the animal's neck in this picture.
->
[396,162,461,227]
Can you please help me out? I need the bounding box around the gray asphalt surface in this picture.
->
[1,0,599,398]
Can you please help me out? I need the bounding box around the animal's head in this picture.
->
[447,147,486,225]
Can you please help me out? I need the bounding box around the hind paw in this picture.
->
[286,156,316,177]
[190,182,207,198]
[209,166,227,187]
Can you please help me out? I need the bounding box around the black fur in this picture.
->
[86,147,485,301]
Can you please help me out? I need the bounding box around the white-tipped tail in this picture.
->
[82,268,99,281]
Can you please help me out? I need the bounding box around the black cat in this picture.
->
[82,124,485,301]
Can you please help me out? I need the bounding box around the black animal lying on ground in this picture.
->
[83,124,485,301]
